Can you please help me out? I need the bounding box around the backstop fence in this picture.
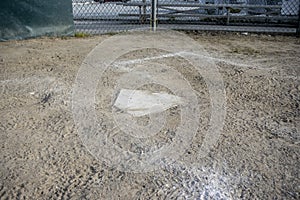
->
[73,0,300,35]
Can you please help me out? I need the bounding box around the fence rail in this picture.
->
[73,0,300,35]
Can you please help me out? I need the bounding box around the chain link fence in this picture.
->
[73,0,151,33]
[73,0,300,35]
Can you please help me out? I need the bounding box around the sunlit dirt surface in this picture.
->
[0,32,299,199]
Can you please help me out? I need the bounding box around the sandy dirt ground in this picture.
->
[0,32,299,199]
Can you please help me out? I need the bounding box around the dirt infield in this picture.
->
[0,32,299,199]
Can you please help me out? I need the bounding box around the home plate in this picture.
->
[114,89,184,117]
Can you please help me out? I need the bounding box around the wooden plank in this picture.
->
[118,3,282,9]
[159,14,298,20]
[162,24,296,33]
[158,3,282,9]
[119,13,298,21]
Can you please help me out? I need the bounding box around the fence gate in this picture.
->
[73,0,300,35]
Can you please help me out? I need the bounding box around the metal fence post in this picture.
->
[142,0,146,23]
[297,1,300,37]
[151,0,157,31]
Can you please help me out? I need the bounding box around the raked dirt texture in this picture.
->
[0,32,299,199]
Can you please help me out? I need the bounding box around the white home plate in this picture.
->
[114,89,184,117]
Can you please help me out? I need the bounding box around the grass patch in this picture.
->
[74,32,91,38]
